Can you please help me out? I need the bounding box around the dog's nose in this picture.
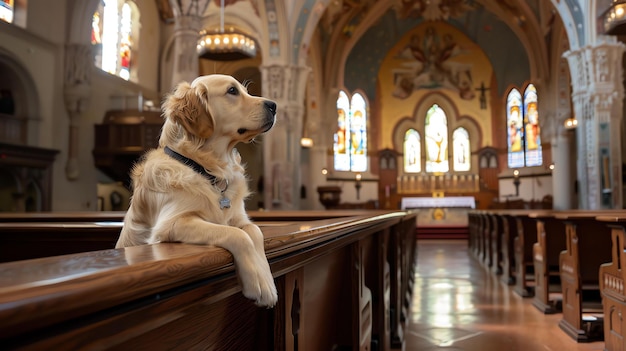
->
[264,100,277,115]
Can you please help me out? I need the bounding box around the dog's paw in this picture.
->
[239,255,278,308]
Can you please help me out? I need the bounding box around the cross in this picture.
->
[476,82,490,109]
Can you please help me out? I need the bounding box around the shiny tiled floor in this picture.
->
[405,240,604,351]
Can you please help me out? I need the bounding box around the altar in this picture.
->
[400,196,475,229]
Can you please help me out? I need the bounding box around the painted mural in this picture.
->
[377,21,494,151]
[392,25,475,100]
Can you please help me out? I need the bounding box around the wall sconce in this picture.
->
[321,168,328,175]
[513,169,520,196]
[548,163,555,171]
[355,173,362,200]
[564,118,578,129]
[300,137,313,148]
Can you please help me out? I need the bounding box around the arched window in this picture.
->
[333,90,368,172]
[425,104,449,173]
[506,84,542,168]
[92,0,139,81]
[523,84,542,166]
[507,88,523,168]
[453,127,470,171]
[404,129,421,173]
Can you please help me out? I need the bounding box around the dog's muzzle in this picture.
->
[262,100,277,132]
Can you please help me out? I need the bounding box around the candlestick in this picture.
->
[355,173,362,200]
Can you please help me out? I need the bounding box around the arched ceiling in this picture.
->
[194,0,577,101]
[315,0,557,100]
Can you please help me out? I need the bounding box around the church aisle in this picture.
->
[404,240,604,351]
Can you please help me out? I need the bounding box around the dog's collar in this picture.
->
[163,146,231,209]
[164,146,218,183]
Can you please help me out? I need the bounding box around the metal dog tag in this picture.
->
[219,196,231,209]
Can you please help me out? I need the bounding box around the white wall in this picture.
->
[0,0,164,210]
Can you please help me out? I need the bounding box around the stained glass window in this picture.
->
[92,0,137,81]
[334,91,368,172]
[507,88,524,168]
[404,129,421,173]
[523,84,542,166]
[425,104,449,173]
[453,127,470,171]
[0,0,13,23]
[507,84,542,168]
[334,91,350,171]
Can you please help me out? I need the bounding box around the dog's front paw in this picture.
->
[239,255,278,308]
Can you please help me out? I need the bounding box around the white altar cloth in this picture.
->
[401,196,476,210]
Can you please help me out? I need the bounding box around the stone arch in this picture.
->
[0,48,41,145]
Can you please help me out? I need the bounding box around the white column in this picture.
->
[565,37,625,209]
[551,129,573,209]
[261,65,310,210]
[171,15,203,86]
[168,0,210,87]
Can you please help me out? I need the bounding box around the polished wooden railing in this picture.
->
[0,210,417,351]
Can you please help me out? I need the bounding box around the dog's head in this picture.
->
[160,74,277,148]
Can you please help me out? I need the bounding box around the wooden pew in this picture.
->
[496,211,520,285]
[480,212,492,268]
[511,210,548,297]
[598,214,626,350]
[555,211,619,342]
[530,211,565,314]
[467,211,480,256]
[468,211,483,259]
[482,211,495,270]
[489,212,504,275]
[0,222,123,262]
[0,210,417,351]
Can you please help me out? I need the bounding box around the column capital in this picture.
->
[565,39,625,95]
[260,64,311,104]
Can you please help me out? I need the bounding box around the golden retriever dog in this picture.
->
[116,74,278,307]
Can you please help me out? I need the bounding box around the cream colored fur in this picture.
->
[116,74,278,307]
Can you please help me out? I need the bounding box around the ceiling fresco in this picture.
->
[342,3,529,99]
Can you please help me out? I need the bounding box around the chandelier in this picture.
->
[602,1,626,34]
[197,0,256,61]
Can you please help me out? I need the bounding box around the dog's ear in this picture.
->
[163,82,214,139]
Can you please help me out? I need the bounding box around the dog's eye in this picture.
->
[227,86,239,95]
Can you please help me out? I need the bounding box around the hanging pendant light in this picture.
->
[197,0,257,61]
[602,1,626,34]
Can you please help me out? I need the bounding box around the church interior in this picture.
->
[2,0,626,350]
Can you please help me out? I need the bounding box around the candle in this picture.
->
[385,185,390,198]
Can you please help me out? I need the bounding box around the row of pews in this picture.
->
[468,209,626,350]
[0,210,417,350]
